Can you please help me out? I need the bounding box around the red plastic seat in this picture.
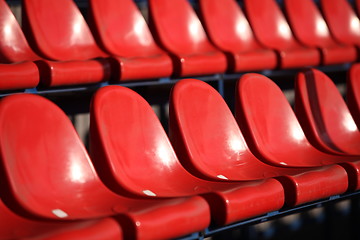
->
[320,0,360,49]
[169,78,347,206]
[295,68,360,156]
[0,0,39,90]
[148,0,227,76]
[295,68,360,191]
[243,0,320,69]
[348,63,360,128]
[90,85,284,225]
[0,199,123,240]
[235,73,358,168]
[21,0,112,87]
[284,0,357,65]
[0,94,211,240]
[87,0,173,81]
[198,0,277,72]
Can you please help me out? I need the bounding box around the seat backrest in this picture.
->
[90,85,205,197]
[0,0,39,63]
[148,0,216,54]
[0,94,125,220]
[295,68,359,154]
[243,0,298,49]
[284,0,335,47]
[88,0,165,57]
[320,0,360,45]
[235,73,318,166]
[348,63,360,128]
[22,0,106,61]
[169,78,303,180]
[198,0,261,52]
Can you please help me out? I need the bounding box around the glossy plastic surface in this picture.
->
[320,0,360,47]
[170,78,303,180]
[198,0,277,72]
[295,68,360,156]
[243,0,320,69]
[21,0,112,87]
[21,218,123,240]
[0,0,38,63]
[235,73,359,167]
[348,63,360,128]
[0,62,39,90]
[35,59,111,87]
[170,78,348,206]
[88,0,173,80]
[0,0,39,90]
[0,197,123,240]
[148,0,227,76]
[90,85,285,224]
[284,0,357,65]
[22,0,106,61]
[0,94,211,239]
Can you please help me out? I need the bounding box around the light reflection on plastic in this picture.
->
[133,18,151,46]
[235,18,250,41]
[316,20,328,37]
[278,21,291,40]
[155,143,176,169]
[3,23,20,52]
[228,136,246,152]
[189,20,203,43]
[290,127,305,142]
[351,17,360,34]
[69,161,86,184]
[344,114,358,132]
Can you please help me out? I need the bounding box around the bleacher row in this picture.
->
[1,0,360,91]
[1,0,360,239]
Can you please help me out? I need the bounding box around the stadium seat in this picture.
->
[87,0,173,81]
[148,0,227,76]
[295,68,360,191]
[235,73,358,167]
[243,0,320,69]
[0,93,211,240]
[295,68,360,156]
[320,0,360,50]
[169,78,347,206]
[198,0,277,72]
[0,200,123,240]
[0,0,39,90]
[284,0,357,65]
[89,85,284,225]
[21,0,112,87]
[348,63,360,128]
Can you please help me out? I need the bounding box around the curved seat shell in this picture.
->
[21,0,111,87]
[284,0,357,65]
[320,0,360,47]
[0,0,39,90]
[148,0,227,76]
[295,68,360,156]
[170,78,348,206]
[0,198,123,240]
[90,85,285,224]
[235,73,358,167]
[348,63,360,128]
[198,0,277,72]
[0,93,211,239]
[88,0,173,81]
[243,0,320,69]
